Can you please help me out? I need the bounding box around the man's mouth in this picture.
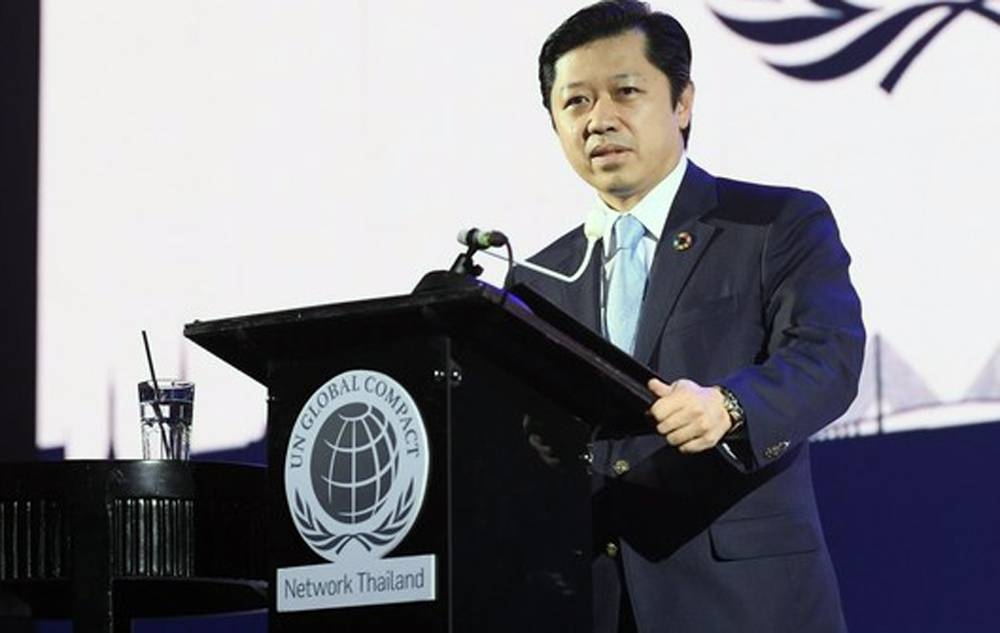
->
[589,145,630,159]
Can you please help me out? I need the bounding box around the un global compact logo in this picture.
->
[284,370,429,564]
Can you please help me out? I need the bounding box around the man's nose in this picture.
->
[586,97,619,137]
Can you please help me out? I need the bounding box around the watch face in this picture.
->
[722,389,744,423]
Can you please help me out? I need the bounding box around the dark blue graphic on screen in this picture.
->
[712,0,1000,92]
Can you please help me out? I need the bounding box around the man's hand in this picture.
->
[648,378,731,453]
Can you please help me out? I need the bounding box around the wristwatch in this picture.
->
[718,386,745,435]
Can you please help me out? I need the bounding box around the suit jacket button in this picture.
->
[612,459,630,475]
[605,541,619,557]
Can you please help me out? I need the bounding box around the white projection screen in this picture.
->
[37,0,1000,458]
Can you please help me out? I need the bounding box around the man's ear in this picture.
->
[677,81,695,130]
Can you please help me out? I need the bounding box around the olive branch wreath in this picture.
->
[293,479,416,554]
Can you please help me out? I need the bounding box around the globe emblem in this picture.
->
[310,402,400,525]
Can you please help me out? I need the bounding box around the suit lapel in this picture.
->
[562,239,602,334]
[633,162,719,364]
[537,233,602,335]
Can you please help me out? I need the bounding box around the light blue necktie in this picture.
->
[606,214,646,354]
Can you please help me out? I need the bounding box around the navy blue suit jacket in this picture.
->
[510,162,864,633]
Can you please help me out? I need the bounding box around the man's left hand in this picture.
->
[648,378,731,453]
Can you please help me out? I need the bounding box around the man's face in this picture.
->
[549,29,693,212]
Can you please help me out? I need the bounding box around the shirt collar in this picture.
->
[598,154,688,256]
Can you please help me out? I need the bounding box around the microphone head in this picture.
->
[457,228,507,248]
[456,228,476,246]
[583,207,607,241]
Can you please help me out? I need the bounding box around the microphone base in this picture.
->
[412,270,484,294]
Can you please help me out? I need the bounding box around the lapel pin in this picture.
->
[672,231,694,252]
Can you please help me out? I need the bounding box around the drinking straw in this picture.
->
[141,330,172,457]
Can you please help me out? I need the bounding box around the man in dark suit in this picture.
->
[509,2,864,631]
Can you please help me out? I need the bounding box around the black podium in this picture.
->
[0,461,267,632]
[185,282,655,631]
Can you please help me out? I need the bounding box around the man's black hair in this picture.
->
[538,0,693,142]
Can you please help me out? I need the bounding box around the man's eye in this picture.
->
[564,96,588,109]
[618,86,641,96]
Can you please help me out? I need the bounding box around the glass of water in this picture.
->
[138,379,194,460]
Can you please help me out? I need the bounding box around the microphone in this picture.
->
[457,228,509,249]
[483,208,608,284]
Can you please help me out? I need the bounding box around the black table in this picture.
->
[0,461,268,632]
